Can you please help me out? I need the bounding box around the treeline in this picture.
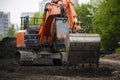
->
[75,0,120,51]
[0,25,16,40]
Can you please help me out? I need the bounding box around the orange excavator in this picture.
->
[16,0,101,67]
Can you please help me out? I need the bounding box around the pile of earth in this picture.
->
[0,37,17,58]
[103,53,120,60]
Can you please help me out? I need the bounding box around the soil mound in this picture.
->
[0,37,17,58]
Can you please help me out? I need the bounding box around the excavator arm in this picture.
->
[39,0,82,46]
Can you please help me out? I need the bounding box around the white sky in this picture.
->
[0,0,90,26]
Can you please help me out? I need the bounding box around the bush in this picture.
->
[115,47,120,53]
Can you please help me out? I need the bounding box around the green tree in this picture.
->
[29,12,43,25]
[7,25,16,37]
[75,4,93,33]
[0,34,3,40]
[93,0,120,50]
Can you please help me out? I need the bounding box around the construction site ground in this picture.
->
[0,38,120,80]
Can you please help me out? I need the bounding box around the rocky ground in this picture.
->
[0,37,120,80]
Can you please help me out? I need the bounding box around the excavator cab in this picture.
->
[21,16,41,32]
[17,16,41,48]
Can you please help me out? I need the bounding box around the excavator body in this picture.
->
[16,0,101,67]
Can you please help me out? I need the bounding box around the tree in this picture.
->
[7,25,16,37]
[0,34,3,40]
[93,0,120,50]
[75,4,93,33]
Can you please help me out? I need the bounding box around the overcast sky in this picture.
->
[0,0,90,26]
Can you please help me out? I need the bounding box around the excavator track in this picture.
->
[66,34,101,67]
[16,50,62,66]
[16,51,35,66]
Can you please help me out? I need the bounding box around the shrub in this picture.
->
[115,47,120,53]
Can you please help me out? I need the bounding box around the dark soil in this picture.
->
[0,37,17,58]
[0,58,120,80]
[0,37,120,80]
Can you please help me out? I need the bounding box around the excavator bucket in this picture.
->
[66,34,101,67]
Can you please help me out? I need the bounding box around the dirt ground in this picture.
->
[0,38,120,80]
[103,53,120,60]
[0,58,120,80]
